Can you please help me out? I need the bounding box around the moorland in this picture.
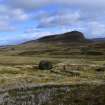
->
[0,31,105,105]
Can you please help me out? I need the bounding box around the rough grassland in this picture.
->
[0,55,104,90]
[0,42,104,104]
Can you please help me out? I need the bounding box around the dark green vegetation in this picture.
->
[0,31,104,104]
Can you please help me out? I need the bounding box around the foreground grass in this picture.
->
[0,83,105,105]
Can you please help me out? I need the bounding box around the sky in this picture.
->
[0,0,105,45]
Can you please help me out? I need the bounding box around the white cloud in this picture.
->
[6,0,105,9]
[37,10,81,28]
[88,21,105,37]
[0,4,30,31]
[6,0,47,11]
[0,20,15,31]
[0,0,105,37]
[10,9,29,21]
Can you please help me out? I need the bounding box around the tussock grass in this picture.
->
[0,53,103,88]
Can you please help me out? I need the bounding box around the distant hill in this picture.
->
[37,31,88,43]
[23,31,89,45]
[2,31,105,57]
[91,38,105,42]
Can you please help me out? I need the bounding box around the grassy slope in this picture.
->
[0,54,104,89]
[0,33,104,104]
[0,37,104,88]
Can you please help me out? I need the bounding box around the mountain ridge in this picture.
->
[0,31,105,57]
[23,31,89,45]
[91,38,105,42]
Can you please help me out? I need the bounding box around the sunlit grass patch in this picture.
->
[0,66,23,74]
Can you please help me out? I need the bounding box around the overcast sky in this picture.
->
[0,0,105,45]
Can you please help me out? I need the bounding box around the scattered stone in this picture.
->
[39,60,53,70]
[95,66,105,72]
